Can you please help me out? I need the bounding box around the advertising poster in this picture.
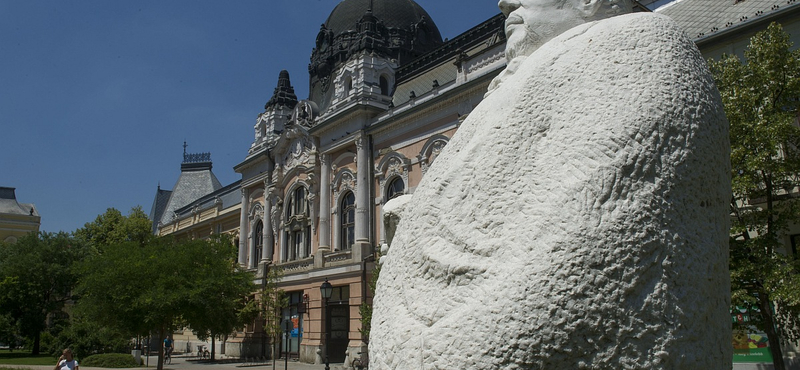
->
[732,305,773,363]
[733,331,773,363]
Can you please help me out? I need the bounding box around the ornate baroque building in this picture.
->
[151,0,507,364]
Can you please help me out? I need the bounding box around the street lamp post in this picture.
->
[320,278,333,370]
[283,319,292,370]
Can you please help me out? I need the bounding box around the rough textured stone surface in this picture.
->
[370,13,731,369]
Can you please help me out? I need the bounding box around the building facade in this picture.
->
[151,0,507,364]
[0,187,40,243]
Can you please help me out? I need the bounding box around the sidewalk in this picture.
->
[2,355,340,370]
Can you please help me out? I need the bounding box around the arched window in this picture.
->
[386,177,405,201]
[340,191,356,250]
[345,76,353,96]
[284,186,310,261]
[379,75,390,96]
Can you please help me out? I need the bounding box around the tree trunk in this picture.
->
[759,291,786,370]
[31,332,40,355]
[211,336,216,361]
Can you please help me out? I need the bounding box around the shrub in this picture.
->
[46,318,131,359]
[80,353,139,368]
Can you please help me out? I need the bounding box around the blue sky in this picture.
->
[0,0,503,233]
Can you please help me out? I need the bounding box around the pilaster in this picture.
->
[238,188,250,266]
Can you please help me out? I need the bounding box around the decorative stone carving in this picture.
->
[333,170,356,205]
[250,203,263,220]
[293,100,319,128]
[417,136,449,175]
[268,191,283,247]
[376,153,411,203]
[370,1,731,369]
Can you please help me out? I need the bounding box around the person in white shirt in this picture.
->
[54,348,79,370]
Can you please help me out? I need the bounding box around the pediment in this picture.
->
[272,125,317,172]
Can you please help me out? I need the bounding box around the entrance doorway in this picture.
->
[325,285,350,363]
[327,303,349,363]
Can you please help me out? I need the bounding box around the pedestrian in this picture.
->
[54,348,79,370]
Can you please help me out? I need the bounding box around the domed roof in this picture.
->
[325,0,442,40]
[309,0,444,112]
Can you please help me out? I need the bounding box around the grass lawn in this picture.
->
[0,349,55,366]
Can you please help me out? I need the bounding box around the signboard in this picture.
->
[731,304,773,363]
[733,332,773,363]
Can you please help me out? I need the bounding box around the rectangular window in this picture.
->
[791,234,800,257]
[305,226,311,257]
[293,230,303,260]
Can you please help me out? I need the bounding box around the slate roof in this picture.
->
[0,187,38,217]
[157,163,223,227]
[149,187,172,233]
[172,180,242,220]
[657,0,800,40]
[265,70,298,111]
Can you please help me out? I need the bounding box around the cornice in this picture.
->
[234,148,271,173]
[310,102,385,137]
[396,13,505,84]
[368,71,497,137]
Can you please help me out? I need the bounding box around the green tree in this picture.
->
[710,22,800,370]
[74,207,152,251]
[180,235,258,361]
[259,265,286,363]
[77,235,256,370]
[358,255,380,342]
[0,232,89,355]
[0,311,21,350]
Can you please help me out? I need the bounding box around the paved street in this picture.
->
[2,355,343,370]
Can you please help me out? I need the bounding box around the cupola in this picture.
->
[309,0,444,112]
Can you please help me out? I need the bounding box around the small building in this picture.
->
[0,187,40,243]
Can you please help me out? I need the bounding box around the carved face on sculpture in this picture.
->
[498,0,632,61]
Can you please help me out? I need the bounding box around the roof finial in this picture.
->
[183,141,188,156]
[368,0,373,12]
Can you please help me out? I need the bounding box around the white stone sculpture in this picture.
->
[369,0,732,368]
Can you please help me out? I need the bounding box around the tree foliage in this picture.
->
[0,232,89,354]
[76,235,255,370]
[74,207,152,252]
[179,235,258,360]
[358,255,380,342]
[259,265,286,361]
[710,22,800,370]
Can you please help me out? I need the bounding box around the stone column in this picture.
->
[355,133,371,249]
[238,187,250,266]
[319,154,331,251]
[263,181,273,263]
